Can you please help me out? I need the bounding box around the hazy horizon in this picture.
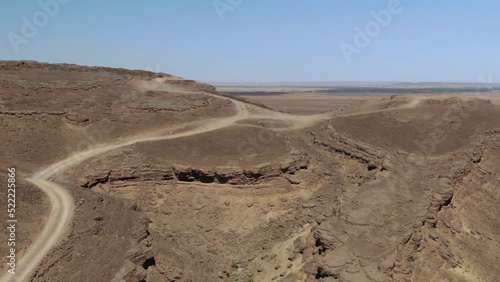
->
[209,80,500,85]
[209,81,500,88]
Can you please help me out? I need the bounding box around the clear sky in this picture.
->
[1,0,499,83]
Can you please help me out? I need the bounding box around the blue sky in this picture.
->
[1,0,499,82]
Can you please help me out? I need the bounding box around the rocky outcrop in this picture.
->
[82,158,309,189]
[389,131,500,281]
[289,131,436,281]
[32,188,164,282]
[119,226,165,282]
[65,112,89,125]
[0,110,66,116]
[313,124,385,170]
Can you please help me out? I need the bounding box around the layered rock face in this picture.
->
[81,157,309,189]
[3,62,499,281]
[282,126,500,282]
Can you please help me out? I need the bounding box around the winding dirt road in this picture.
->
[1,78,423,281]
[0,79,333,282]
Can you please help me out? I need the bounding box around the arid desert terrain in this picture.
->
[0,61,499,282]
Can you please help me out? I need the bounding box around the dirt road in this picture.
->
[5,180,75,282]
[0,79,335,282]
[4,79,429,281]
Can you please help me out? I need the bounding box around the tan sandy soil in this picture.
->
[1,61,499,282]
